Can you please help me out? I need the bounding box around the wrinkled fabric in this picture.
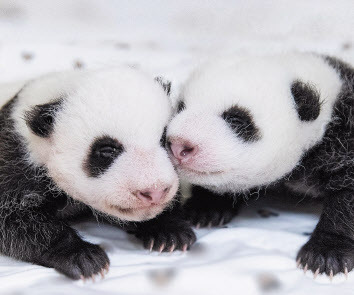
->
[1,197,352,295]
[0,1,353,294]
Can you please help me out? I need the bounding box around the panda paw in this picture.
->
[134,220,196,253]
[42,240,110,281]
[183,186,240,229]
[296,231,354,279]
[185,206,237,228]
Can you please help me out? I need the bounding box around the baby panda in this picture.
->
[167,53,354,277]
[0,68,195,280]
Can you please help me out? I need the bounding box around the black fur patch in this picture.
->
[160,126,167,148]
[176,100,186,113]
[291,80,321,121]
[39,230,109,280]
[221,105,260,142]
[0,96,110,279]
[25,99,63,137]
[287,56,354,277]
[155,77,171,96]
[85,136,124,177]
[296,191,354,276]
[184,185,240,227]
[324,55,354,81]
[291,56,354,195]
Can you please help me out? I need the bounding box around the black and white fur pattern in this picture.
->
[0,68,195,280]
[167,53,354,278]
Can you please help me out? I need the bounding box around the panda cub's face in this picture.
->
[167,54,342,193]
[15,68,178,221]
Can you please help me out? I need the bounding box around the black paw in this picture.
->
[184,186,239,229]
[134,220,196,253]
[296,231,354,279]
[41,240,110,280]
[185,206,237,228]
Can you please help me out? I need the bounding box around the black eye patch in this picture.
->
[176,100,186,113]
[221,105,260,142]
[85,136,124,177]
[291,80,321,121]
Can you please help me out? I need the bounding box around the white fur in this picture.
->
[167,53,342,193]
[11,68,178,221]
[0,80,26,109]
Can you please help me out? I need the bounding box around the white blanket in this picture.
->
[1,197,352,295]
[0,0,353,294]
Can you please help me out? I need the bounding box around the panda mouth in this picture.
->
[110,203,163,214]
[180,167,225,176]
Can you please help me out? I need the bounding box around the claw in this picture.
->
[314,268,320,279]
[296,258,301,268]
[149,239,154,252]
[80,275,85,282]
[182,244,188,252]
[104,263,110,274]
[344,267,349,280]
[329,270,334,282]
[218,217,224,227]
[91,275,96,283]
[207,222,212,229]
[195,223,200,229]
[159,243,165,253]
[100,269,105,279]
[303,264,308,274]
[169,244,175,253]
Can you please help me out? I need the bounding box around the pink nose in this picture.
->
[169,140,198,162]
[136,186,171,205]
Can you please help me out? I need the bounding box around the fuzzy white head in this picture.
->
[167,53,342,193]
[12,67,179,221]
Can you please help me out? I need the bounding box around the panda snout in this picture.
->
[134,186,171,205]
[168,138,198,163]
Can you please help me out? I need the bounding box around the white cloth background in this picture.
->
[0,1,353,294]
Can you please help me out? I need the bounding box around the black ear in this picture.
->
[291,80,321,121]
[25,99,63,137]
[155,76,171,96]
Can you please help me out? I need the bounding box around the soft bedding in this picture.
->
[1,196,352,295]
[0,0,353,294]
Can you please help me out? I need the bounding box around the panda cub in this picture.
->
[167,53,354,277]
[0,68,195,280]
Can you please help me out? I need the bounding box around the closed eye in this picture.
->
[95,145,122,159]
[221,105,260,142]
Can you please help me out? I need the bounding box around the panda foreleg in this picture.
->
[127,203,196,252]
[183,185,240,228]
[296,190,354,278]
[0,206,109,280]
